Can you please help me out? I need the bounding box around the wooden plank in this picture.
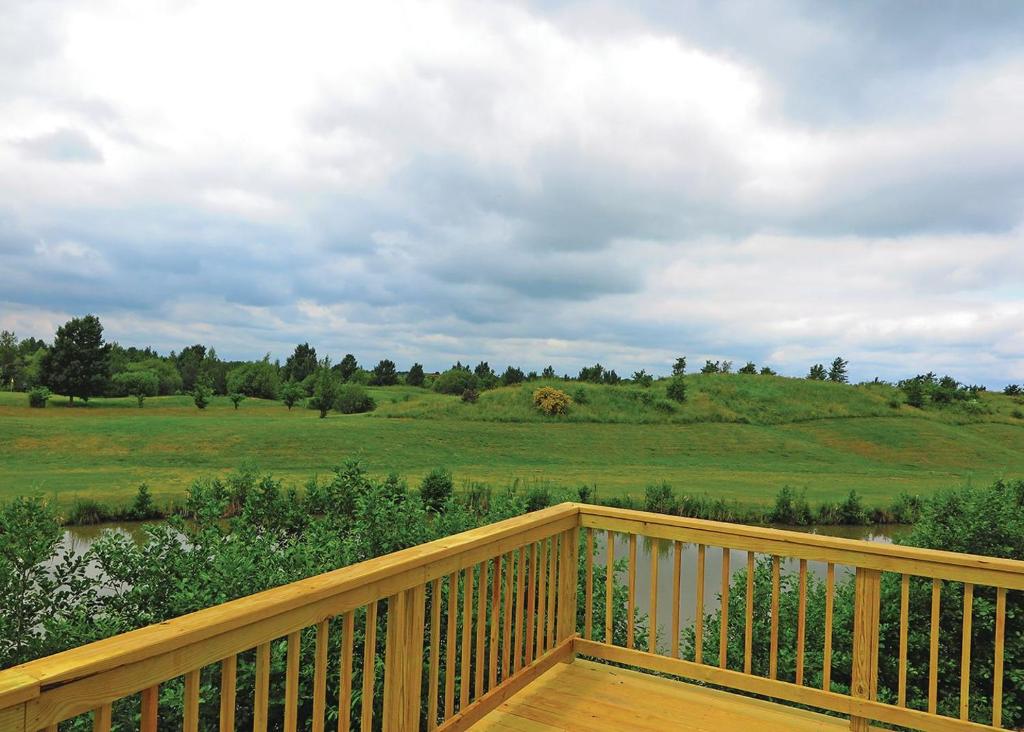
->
[993,587,1006,728]
[502,551,514,681]
[823,563,834,692]
[556,527,579,645]
[585,528,594,641]
[490,557,502,691]
[546,536,558,651]
[671,541,682,659]
[383,585,427,731]
[744,551,754,674]
[362,601,378,732]
[313,622,328,732]
[796,559,807,685]
[769,556,780,680]
[220,655,236,732]
[526,544,538,666]
[140,684,159,732]
[476,561,488,698]
[719,547,730,669]
[0,706,26,732]
[605,530,615,645]
[445,572,458,721]
[339,611,354,732]
[184,669,199,732]
[429,578,442,730]
[436,636,574,732]
[849,568,880,732]
[92,703,111,732]
[628,534,637,649]
[514,548,526,675]
[929,578,940,714]
[254,642,270,732]
[897,574,908,707]
[536,541,548,660]
[960,583,973,721]
[649,538,659,654]
[461,567,473,710]
[578,506,1024,589]
[284,631,300,732]
[695,544,705,664]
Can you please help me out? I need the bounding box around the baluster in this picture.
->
[994,587,1006,728]
[627,534,637,649]
[141,685,159,732]
[339,611,354,732]
[254,642,270,732]
[556,527,579,644]
[929,579,941,714]
[362,601,378,731]
[460,567,473,710]
[428,578,441,730]
[796,559,807,685]
[823,563,835,691]
[284,632,300,732]
[92,704,112,732]
[695,544,705,664]
[445,572,458,720]
[313,623,328,732]
[536,540,547,659]
[850,568,881,732]
[744,551,754,674]
[769,556,780,680]
[502,551,514,680]
[514,547,526,673]
[960,583,973,721]
[489,557,501,690]
[897,574,909,706]
[585,528,594,641]
[526,543,537,665]
[605,530,615,645]
[475,561,487,697]
[720,547,730,669]
[546,535,558,650]
[671,541,682,659]
[649,537,659,653]
[184,668,200,732]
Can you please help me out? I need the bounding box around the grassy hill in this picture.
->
[2,375,1022,511]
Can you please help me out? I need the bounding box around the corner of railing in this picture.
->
[0,668,41,731]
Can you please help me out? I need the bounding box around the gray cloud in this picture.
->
[13,128,103,163]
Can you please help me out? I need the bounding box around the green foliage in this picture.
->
[578,364,605,383]
[644,482,678,515]
[419,467,453,511]
[191,382,212,410]
[768,486,813,525]
[665,375,686,403]
[632,370,653,387]
[369,359,398,386]
[279,381,304,410]
[461,388,479,404]
[282,343,318,383]
[700,360,722,374]
[828,356,849,383]
[335,384,376,414]
[226,357,280,400]
[532,387,572,415]
[807,363,827,380]
[334,354,359,382]
[27,386,50,408]
[672,356,687,377]
[500,366,525,386]
[229,393,246,410]
[738,361,757,374]
[112,370,159,407]
[1005,384,1022,396]
[572,387,589,404]
[542,365,556,379]
[816,489,868,525]
[123,358,182,396]
[406,363,425,387]
[308,363,340,418]
[473,362,497,389]
[433,367,479,395]
[760,366,777,376]
[41,314,111,402]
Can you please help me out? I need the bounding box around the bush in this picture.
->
[27,386,50,408]
[653,399,676,413]
[888,492,923,523]
[335,384,376,414]
[112,370,160,407]
[532,387,572,415]
[229,393,246,410]
[226,358,280,399]
[419,468,453,512]
[644,482,678,515]
[407,363,425,387]
[632,370,653,387]
[309,366,340,418]
[524,485,552,512]
[572,387,589,404]
[666,375,686,403]
[191,383,212,410]
[280,381,304,410]
[433,368,479,395]
[768,486,812,525]
[461,388,479,404]
[1013,409,1024,420]
[128,483,162,520]
[369,359,398,386]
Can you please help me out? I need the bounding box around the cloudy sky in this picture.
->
[2,1,1023,384]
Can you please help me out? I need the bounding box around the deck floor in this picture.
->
[470,659,851,731]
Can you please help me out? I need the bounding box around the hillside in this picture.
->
[1,375,1022,509]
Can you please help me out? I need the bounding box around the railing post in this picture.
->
[850,568,880,732]
[556,525,580,648]
[0,704,27,732]
[383,585,426,732]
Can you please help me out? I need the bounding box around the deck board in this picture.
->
[469,659,852,732]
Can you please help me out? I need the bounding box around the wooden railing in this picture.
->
[0,503,1020,731]
[0,503,579,732]
[576,504,1023,732]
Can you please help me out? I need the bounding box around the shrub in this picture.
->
[369,359,398,386]
[112,370,160,407]
[632,370,653,387]
[1013,409,1024,420]
[532,387,572,415]
[500,366,525,386]
[309,366,341,418]
[128,483,162,520]
[406,363,425,387]
[572,387,589,404]
[653,399,676,413]
[666,375,686,403]
[229,393,246,410]
[524,485,552,512]
[768,486,812,525]
[280,380,304,410]
[226,358,280,399]
[335,384,376,414]
[644,482,678,515]
[888,492,923,524]
[419,468,453,512]
[192,383,212,410]
[759,366,777,376]
[27,386,50,408]
[738,361,757,374]
[433,368,479,395]
[461,388,479,404]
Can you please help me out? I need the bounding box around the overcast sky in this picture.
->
[2,1,1023,384]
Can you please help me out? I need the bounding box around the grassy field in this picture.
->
[2,375,1023,509]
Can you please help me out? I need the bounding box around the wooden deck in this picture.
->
[470,659,852,732]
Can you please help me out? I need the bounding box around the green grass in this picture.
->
[2,376,1023,509]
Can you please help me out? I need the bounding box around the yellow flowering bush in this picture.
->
[532,386,572,415]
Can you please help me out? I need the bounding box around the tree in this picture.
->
[738,361,757,375]
[828,356,848,383]
[500,366,525,386]
[41,315,111,402]
[123,358,182,395]
[279,381,303,410]
[542,365,556,379]
[760,366,777,376]
[474,362,497,389]
[603,369,621,385]
[335,384,376,414]
[420,468,453,512]
[1004,384,1022,396]
[226,357,280,399]
[175,345,207,392]
[229,393,246,410]
[112,370,159,407]
[632,369,653,387]
[404,363,424,387]
[191,382,212,410]
[309,363,340,418]
[720,360,733,374]
[433,368,478,395]
[27,387,50,408]
[283,343,318,383]
[666,375,686,403]
[369,359,398,386]
[700,360,720,374]
[578,364,605,383]
[672,357,687,377]
[334,354,359,382]
[807,364,827,380]
[0,331,17,390]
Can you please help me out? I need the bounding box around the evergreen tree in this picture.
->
[283,343,318,382]
[807,364,827,380]
[41,315,111,402]
[407,363,425,387]
[672,356,687,376]
[828,356,849,383]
